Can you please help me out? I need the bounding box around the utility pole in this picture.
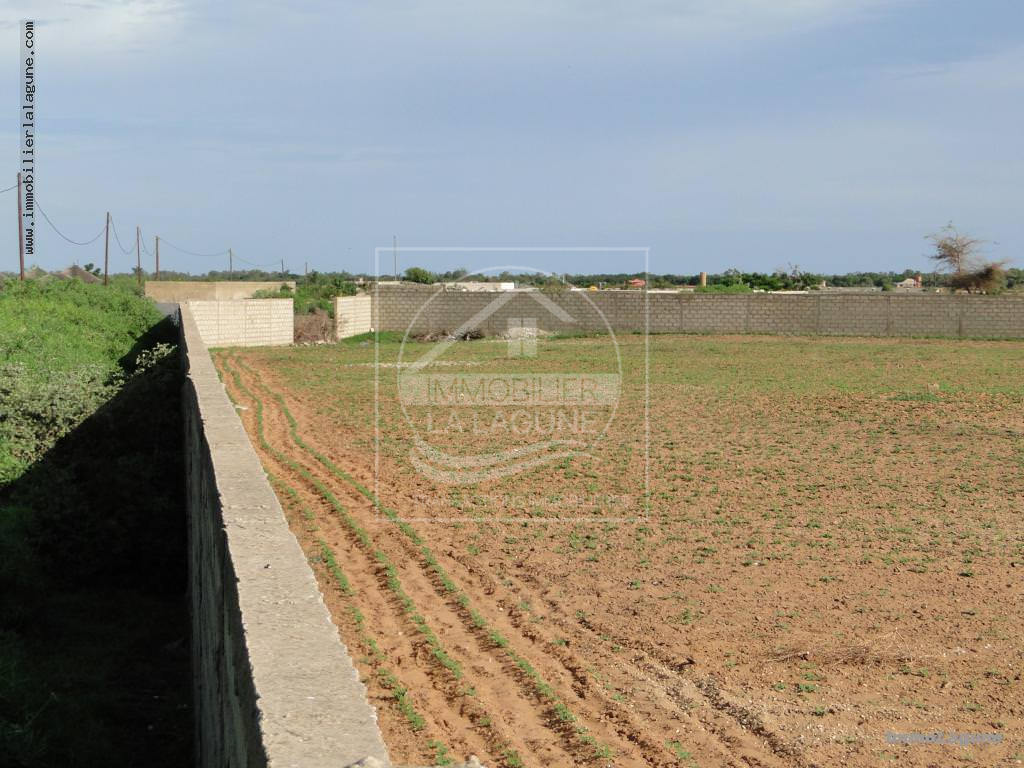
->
[304,261,308,277]
[229,248,233,277]
[103,212,110,286]
[280,259,285,277]
[393,234,398,281]
[16,173,24,281]
[136,226,142,287]
[155,235,160,280]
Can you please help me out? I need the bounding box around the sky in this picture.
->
[2,0,1022,277]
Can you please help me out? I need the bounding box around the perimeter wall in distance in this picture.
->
[364,286,1024,339]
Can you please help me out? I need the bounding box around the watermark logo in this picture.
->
[395,266,621,486]
[373,248,650,522]
[20,20,36,259]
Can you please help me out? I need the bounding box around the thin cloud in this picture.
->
[0,0,185,57]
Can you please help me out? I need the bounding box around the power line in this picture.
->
[35,201,107,246]
[234,254,281,269]
[0,182,17,194]
[157,237,230,259]
[109,215,136,255]
[19,191,236,266]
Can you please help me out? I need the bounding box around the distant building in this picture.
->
[894,275,923,291]
[628,278,646,288]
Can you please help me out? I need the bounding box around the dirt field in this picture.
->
[214,333,1023,768]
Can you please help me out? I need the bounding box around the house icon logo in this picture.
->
[395,267,622,488]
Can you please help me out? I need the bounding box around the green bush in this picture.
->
[0,280,162,485]
[694,283,752,294]
[254,277,359,316]
[403,266,435,284]
[0,362,115,485]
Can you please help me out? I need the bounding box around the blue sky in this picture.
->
[3,0,1022,276]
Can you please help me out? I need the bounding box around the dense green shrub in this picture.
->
[253,275,358,315]
[0,362,114,484]
[0,279,162,485]
[403,266,435,284]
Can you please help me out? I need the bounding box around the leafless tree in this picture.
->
[927,223,1007,293]
[926,223,985,274]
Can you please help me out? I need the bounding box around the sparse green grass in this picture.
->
[379,668,428,731]
[666,739,696,765]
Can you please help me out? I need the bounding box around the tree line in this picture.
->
[86,223,1011,294]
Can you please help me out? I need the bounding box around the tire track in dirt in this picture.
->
[456,563,785,768]
[417,540,808,768]
[494,566,815,768]
[230,354,674,767]
[221,353,590,768]
[235,354,807,768]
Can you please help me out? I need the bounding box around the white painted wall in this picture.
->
[334,295,372,339]
[187,299,293,347]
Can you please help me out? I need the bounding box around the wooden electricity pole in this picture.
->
[136,226,142,287]
[103,212,110,286]
[16,173,24,281]
[280,259,285,276]
[229,248,233,277]
[155,235,160,280]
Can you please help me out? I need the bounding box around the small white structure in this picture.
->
[187,299,293,347]
[444,281,516,292]
[335,294,373,339]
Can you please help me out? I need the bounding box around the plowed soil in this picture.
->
[214,334,1024,768]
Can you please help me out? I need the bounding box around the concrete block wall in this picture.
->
[371,285,1024,339]
[678,294,748,333]
[146,281,296,303]
[373,286,622,337]
[817,294,890,336]
[335,294,373,339]
[180,304,389,768]
[747,294,818,334]
[188,299,293,347]
[888,295,961,337]
[960,296,1024,337]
